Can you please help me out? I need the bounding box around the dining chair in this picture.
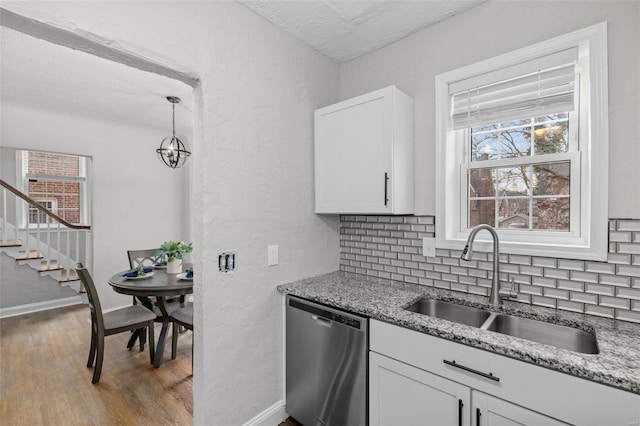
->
[171,302,193,363]
[75,263,156,384]
[126,248,183,351]
[127,248,164,269]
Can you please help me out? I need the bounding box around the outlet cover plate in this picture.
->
[268,245,279,266]
[422,237,436,257]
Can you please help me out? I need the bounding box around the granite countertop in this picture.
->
[277,271,640,395]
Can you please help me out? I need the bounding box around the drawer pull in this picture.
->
[458,399,464,426]
[443,359,500,382]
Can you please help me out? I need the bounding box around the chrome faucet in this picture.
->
[460,224,517,305]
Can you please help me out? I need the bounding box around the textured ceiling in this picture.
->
[241,0,485,62]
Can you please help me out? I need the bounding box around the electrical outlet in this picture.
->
[422,237,436,257]
[218,252,236,273]
[268,245,279,266]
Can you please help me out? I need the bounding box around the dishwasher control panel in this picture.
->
[288,297,364,330]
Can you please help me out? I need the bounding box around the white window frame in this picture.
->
[16,150,90,229]
[459,116,580,235]
[28,198,58,225]
[435,22,608,261]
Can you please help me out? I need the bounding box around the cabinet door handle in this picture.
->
[458,399,464,426]
[443,359,500,382]
[384,172,389,206]
[476,408,482,426]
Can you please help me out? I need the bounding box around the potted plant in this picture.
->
[158,240,193,274]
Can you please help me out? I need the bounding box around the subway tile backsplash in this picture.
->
[340,216,640,323]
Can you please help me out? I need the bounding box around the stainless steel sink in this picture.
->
[404,297,599,354]
[405,298,491,328]
[484,314,599,354]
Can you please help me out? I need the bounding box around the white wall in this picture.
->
[339,0,640,218]
[200,4,340,423]
[0,102,190,309]
[1,1,341,424]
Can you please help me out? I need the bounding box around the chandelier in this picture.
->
[156,96,191,169]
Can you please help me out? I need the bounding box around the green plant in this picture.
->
[158,240,193,262]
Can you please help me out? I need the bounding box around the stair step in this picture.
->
[38,260,65,272]
[59,269,81,286]
[16,250,44,261]
[0,239,22,248]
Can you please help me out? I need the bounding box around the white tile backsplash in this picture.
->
[340,216,640,323]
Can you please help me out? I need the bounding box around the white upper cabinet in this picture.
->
[314,86,414,214]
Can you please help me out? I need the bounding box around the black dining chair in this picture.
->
[126,249,184,350]
[171,302,193,369]
[75,263,156,384]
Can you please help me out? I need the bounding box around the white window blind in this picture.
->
[450,48,579,130]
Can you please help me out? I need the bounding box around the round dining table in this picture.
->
[109,269,193,367]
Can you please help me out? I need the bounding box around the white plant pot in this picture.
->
[167,258,182,274]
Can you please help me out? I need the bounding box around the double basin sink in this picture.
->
[405,298,599,354]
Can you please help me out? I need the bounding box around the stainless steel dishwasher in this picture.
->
[286,295,368,426]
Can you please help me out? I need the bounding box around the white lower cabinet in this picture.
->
[470,391,567,426]
[370,319,640,426]
[370,352,470,426]
[370,352,566,426]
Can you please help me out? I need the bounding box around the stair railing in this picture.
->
[0,178,92,284]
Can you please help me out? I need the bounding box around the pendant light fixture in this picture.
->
[157,96,191,169]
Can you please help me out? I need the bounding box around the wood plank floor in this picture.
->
[0,304,193,425]
[278,417,303,426]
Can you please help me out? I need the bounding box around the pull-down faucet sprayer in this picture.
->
[460,224,517,305]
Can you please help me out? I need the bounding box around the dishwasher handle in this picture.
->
[311,315,333,328]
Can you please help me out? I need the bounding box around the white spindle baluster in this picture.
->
[46,216,52,268]
[35,207,41,261]
[75,230,80,268]
[66,224,71,270]
[1,187,6,244]
[1,187,7,245]
[56,220,61,271]
[23,199,30,255]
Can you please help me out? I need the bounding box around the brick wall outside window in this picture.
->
[26,151,82,224]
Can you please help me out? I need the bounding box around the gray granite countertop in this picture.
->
[277,271,640,395]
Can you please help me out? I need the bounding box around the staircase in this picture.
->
[1,178,92,314]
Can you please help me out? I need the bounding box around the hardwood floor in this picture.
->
[0,304,193,425]
[278,417,303,426]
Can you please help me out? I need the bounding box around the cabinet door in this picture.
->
[471,391,569,426]
[315,89,392,214]
[370,351,470,426]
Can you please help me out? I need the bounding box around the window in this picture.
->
[467,113,575,232]
[435,23,608,260]
[29,199,57,225]
[18,150,89,227]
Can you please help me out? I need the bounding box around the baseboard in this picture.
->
[0,296,83,319]
[243,400,286,426]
